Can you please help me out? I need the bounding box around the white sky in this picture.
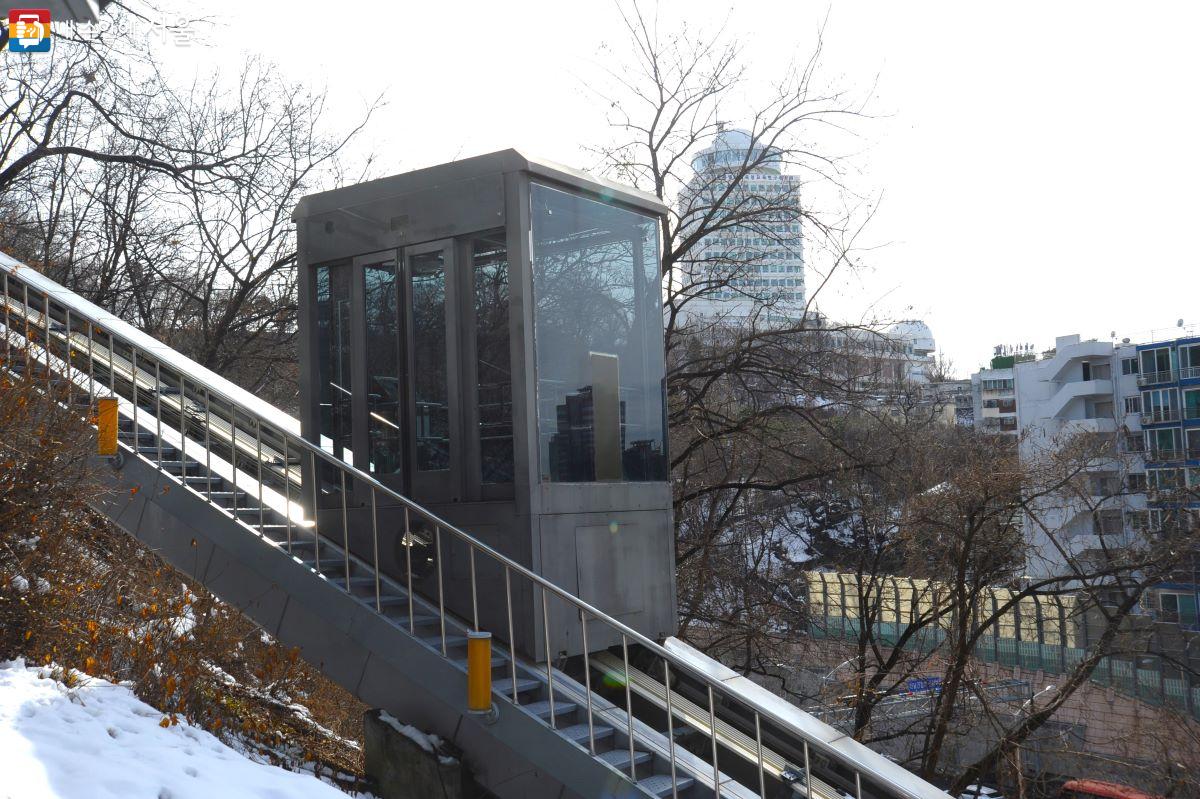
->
[159,1,1200,377]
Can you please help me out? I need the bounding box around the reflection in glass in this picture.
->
[473,233,514,484]
[316,263,353,460]
[364,258,402,474]
[530,183,668,482]
[411,251,450,471]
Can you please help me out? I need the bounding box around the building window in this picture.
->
[1127,473,1147,492]
[1124,396,1142,414]
[1184,387,1200,421]
[1093,509,1123,535]
[530,182,668,483]
[1142,387,1180,422]
[472,232,514,484]
[1140,347,1173,381]
[1182,344,1200,379]
[1121,357,1139,375]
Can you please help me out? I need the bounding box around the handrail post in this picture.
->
[203,390,213,504]
[664,660,678,798]
[130,349,138,444]
[803,739,813,799]
[708,685,720,796]
[622,634,636,779]
[154,360,162,466]
[470,546,479,632]
[339,470,350,586]
[230,411,238,510]
[309,450,321,573]
[179,376,187,472]
[63,309,72,408]
[42,294,50,392]
[283,437,293,554]
[106,330,114,394]
[255,421,265,536]
[85,320,94,401]
[505,567,518,706]
[370,489,381,613]
[404,507,413,634]
[580,610,596,755]
[542,588,556,729]
[2,271,9,365]
[436,526,447,657]
[755,711,766,799]
[22,283,29,374]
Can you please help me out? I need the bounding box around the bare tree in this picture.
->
[0,9,378,407]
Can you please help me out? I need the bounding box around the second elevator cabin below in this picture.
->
[294,151,675,660]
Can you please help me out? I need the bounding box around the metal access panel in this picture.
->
[294,150,677,658]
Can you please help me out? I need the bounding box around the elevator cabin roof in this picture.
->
[293,149,669,264]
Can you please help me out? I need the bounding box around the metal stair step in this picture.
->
[638,774,693,797]
[376,595,414,610]
[183,475,223,488]
[598,748,652,771]
[208,490,250,501]
[159,460,202,475]
[327,575,377,590]
[136,445,179,457]
[558,723,614,747]
[498,677,542,697]
[422,635,468,650]
[522,699,577,722]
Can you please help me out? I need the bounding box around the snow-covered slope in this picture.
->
[0,660,358,799]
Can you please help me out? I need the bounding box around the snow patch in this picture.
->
[0,659,353,798]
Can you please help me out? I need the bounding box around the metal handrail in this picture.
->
[0,254,945,799]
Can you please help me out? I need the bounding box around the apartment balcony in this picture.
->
[1043,378,1113,419]
[1180,365,1200,381]
[1138,369,1177,387]
[1186,406,1200,421]
[1146,448,1186,463]
[1065,417,1117,434]
[1041,340,1115,382]
[1141,407,1181,425]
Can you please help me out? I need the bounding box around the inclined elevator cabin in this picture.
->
[294,151,675,661]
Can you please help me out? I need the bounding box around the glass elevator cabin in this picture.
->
[294,151,675,659]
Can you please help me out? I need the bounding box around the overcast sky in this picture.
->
[164,1,1200,376]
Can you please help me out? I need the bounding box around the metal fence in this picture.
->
[804,571,1200,722]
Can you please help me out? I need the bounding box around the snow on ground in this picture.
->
[0,659,355,799]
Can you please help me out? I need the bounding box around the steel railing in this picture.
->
[1137,369,1176,386]
[0,254,943,799]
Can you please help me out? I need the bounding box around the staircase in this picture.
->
[0,251,952,799]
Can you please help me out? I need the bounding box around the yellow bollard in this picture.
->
[96,396,118,456]
[466,631,493,716]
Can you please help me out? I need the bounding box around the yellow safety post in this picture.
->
[466,631,494,717]
[96,396,118,456]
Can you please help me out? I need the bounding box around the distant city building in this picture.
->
[1005,333,1200,625]
[682,128,804,322]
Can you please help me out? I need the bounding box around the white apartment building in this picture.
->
[1011,333,1199,625]
[971,366,1018,436]
[682,128,805,322]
